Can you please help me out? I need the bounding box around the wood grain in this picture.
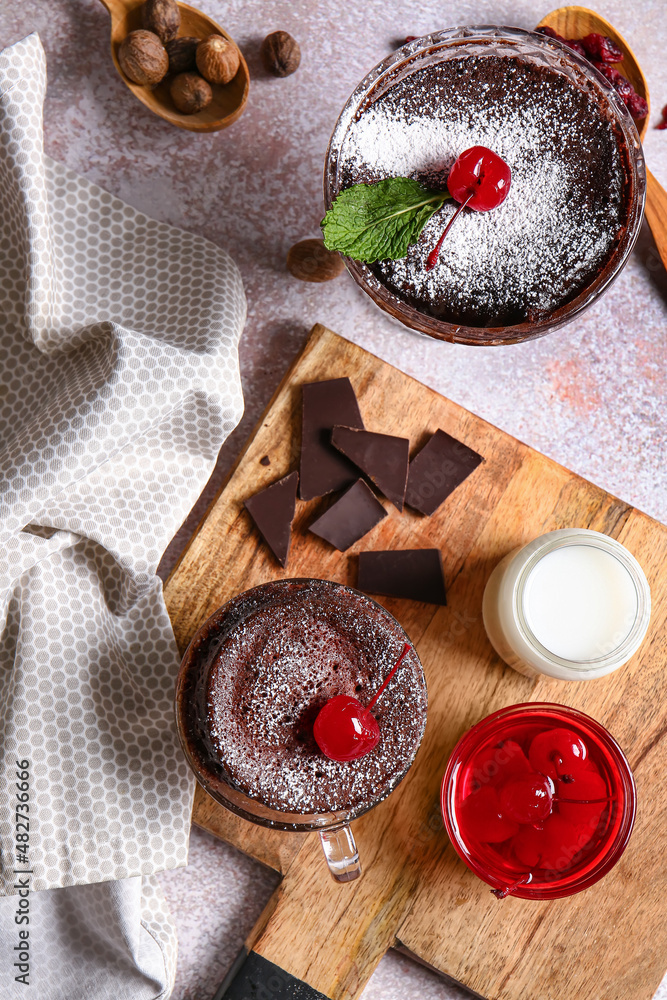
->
[164,325,667,1000]
[98,0,249,132]
[645,168,667,272]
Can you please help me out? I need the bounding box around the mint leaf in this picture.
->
[321,177,451,262]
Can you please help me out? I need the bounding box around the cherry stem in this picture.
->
[425,192,474,271]
[491,874,532,900]
[366,643,411,712]
[554,797,611,805]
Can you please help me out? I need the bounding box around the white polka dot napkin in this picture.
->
[0,32,245,997]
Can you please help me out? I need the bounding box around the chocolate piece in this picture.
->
[331,425,409,511]
[358,549,447,605]
[259,455,271,466]
[244,471,298,567]
[405,430,483,516]
[300,378,364,500]
[309,479,386,551]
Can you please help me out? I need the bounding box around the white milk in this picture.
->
[522,544,638,662]
[482,529,651,680]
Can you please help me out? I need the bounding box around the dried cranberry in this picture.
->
[581,32,624,62]
[535,26,565,42]
[657,104,667,130]
[565,38,587,57]
[593,62,634,100]
[613,75,634,101]
[625,91,649,119]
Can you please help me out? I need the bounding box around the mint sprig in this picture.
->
[321,177,451,263]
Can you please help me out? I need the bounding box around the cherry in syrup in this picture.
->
[529,727,589,780]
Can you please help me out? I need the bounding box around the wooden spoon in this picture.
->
[537,6,667,272]
[98,0,249,133]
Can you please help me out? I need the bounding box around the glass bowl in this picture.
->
[441,702,636,898]
[324,25,646,346]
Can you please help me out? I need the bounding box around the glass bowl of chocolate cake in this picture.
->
[175,578,427,880]
[324,26,646,345]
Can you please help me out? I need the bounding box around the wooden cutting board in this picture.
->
[164,324,667,1000]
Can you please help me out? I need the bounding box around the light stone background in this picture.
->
[0,0,665,998]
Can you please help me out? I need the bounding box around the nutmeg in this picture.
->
[170,72,212,114]
[196,35,240,85]
[287,240,345,282]
[165,36,200,75]
[141,0,180,44]
[118,30,169,86]
[261,30,300,77]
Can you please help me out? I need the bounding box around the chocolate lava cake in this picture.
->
[335,49,635,328]
[179,579,427,815]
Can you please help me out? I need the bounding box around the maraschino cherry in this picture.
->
[426,146,511,271]
[499,773,554,824]
[457,726,612,877]
[313,643,411,762]
[528,727,589,781]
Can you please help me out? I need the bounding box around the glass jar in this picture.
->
[441,702,637,899]
[482,529,651,680]
[324,25,646,346]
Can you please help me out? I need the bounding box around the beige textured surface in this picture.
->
[0,0,665,997]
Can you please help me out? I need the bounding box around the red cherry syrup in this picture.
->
[442,704,636,899]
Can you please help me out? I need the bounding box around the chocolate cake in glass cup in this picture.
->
[175,578,427,881]
[323,26,646,345]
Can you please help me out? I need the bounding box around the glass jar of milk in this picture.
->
[482,529,651,680]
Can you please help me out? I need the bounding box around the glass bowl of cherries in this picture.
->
[441,702,636,899]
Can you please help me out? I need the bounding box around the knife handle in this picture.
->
[213,948,331,1000]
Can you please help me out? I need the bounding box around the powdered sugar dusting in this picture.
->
[206,580,427,815]
[338,55,628,326]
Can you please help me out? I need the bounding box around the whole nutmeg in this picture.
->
[196,35,240,85]
[165,36,200,75]
[170,72,212,113]
[118,30,169,86]
[287,240,345,282]
[261,30,300,77]
[141,0,180,43]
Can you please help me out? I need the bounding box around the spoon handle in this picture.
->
[97,0,136,17]
[645,170,667,273]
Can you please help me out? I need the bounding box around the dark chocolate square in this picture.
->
[405,429,483,516]
[309,479,387,551]
[244,471,298,568]
[357,549,447,604]
[299,378,364,501]
[331,425,409,511]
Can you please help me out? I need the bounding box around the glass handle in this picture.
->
[319,824,361,882]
